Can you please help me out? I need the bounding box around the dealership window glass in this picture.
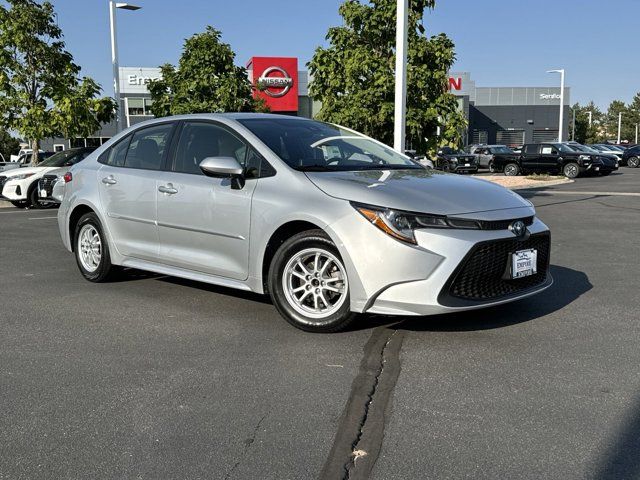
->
[70,138,86,148]
[128,98,145,116]
[85,137,101,147]
[124,123,173,170]
[144,98,154,115]
[238,118,420,171]
[173,122,248,175]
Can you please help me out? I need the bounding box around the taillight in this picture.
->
[63,172,72,183]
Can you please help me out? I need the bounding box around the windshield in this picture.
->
[553,143,576,153]
[441,146,465,155]
[567,144,597,153]
[490,146,514,154]
[237,118,421,171]
[38,149,87,168]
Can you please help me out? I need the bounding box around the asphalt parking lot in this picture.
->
[1,169,639,480]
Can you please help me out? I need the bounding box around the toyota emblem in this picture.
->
[509,220,526,237]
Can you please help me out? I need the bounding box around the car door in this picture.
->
[538,144,560,172]
[155,121,258,281]
[520,144,539,171]
[97,122,175,261]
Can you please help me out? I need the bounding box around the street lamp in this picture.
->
[393,0,408,153]
[617,112,622,144]
[109,2,141,133]
[587,110,592,127]
[547,69,565,142]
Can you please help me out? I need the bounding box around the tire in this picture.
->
[628,156,639,168]
[488,160,496,173]
[268,229,356,333]
[27,184,41,209]
[73,212,117,282]
[563,162,580,179]
[504,163,520,176]
[10,201,28,209]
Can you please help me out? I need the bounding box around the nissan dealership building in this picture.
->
[42,57,569,151]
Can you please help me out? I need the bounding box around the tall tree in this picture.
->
[0,0,116,164]
[603,100,629,142]
[308,0,466,153]
[569,101,603,144]
[148,27,266,116]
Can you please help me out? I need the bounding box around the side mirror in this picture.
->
[199,156,244,177]
[437,150,443,155]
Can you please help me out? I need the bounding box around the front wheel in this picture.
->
[504,163,520,176]
[73,212,118,282]
[563,162,580,179]
[268,230,355,333]
[628,156,639,168]
[488,160,497,173]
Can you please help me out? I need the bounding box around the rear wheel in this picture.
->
[73,212,118,282]
[488,160,496,173]
[268,230,355,333]
[10,201,28,209]
[628,156,639,168]
[504,163,520,176]
[563,162,580,179]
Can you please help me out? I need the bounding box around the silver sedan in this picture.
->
[57,114,552,332]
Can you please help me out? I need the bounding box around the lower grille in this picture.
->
[439,232,551,306]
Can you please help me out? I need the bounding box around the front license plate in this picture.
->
[40,189,48,198]
[512,249,537,278]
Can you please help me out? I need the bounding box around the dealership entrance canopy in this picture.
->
[41,58,570,152]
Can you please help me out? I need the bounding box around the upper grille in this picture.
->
[439,232,551,306]
[478,216,534,231]
[39,175,58,196]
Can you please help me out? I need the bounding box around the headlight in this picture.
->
[354,204,480,244]
[450,157,458,162]
[578,155,592,161]
[12,172,35,180]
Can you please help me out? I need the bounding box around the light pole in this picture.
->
[547,69,565,142]
[109,2,141,134]
[393,0,408,153]
[587,110,592,127]
[636,123,638,144]
[617,112,622,144]
[571,107,576,141]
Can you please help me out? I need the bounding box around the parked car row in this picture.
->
[0,147,95,208]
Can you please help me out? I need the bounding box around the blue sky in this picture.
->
[53,0,638,109]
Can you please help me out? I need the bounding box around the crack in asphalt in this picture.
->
[223,412,268,480]
[320,327,405,480]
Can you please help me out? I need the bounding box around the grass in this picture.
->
[524,173,562,181]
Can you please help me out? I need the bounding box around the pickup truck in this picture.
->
[499,142,613,178]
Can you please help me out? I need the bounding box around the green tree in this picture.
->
[626,92,640,143]
[308,0,466,153]
[0,0,116,164]
[569,101,603,144]
[148,27,266,116]
[603,100,629,142]
[0,128,20,160]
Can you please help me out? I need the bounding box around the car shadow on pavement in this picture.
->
[350,265,592,333]
[594,394,640,480]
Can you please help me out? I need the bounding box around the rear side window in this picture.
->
[524,145,538,154]
[101,136,131,166]
[124,123,173,170]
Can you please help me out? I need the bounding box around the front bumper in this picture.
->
[1,179,29,201]
[327,210,551,316]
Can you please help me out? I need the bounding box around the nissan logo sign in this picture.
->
[258,66,293,98]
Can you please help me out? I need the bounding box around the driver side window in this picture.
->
[173,122,247,175]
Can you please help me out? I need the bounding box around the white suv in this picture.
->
[0,147,95,208]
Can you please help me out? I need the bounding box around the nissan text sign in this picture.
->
[248,57,298,112]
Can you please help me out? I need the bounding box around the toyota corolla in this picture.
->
[57,114,552,332]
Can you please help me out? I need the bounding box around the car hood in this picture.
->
[2,166,55,177]
[305,169,532,216]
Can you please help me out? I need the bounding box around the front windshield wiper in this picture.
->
[296,165,334,172]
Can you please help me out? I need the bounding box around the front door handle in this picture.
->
[101,176,117,185]
[158,184,178,195]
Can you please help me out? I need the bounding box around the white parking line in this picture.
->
[532,191,640,197]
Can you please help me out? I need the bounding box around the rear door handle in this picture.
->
[158,184,178,195]
[101,176,117,185]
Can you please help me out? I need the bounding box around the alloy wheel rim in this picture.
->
[282,248,348,322]
[630,157,639,167]
[78,224,102,272]
[566,164,578,177]
[505,164,516,175]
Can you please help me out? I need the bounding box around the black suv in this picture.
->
[469,144,519,172]
[502,143,614,178]
[435,146,478,173]
[621,144,640,168]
